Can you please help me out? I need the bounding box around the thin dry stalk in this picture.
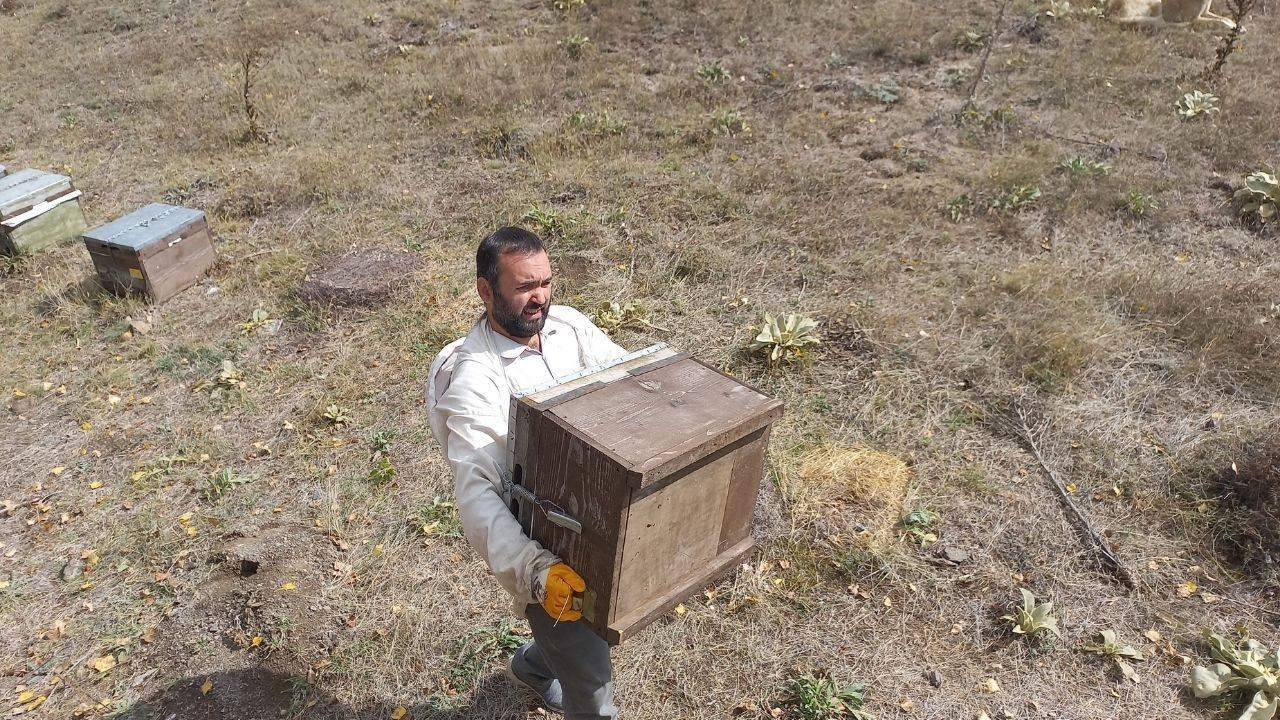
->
[1202,0,1258,81]
[963,0,1011,111]
[241,47,270,144]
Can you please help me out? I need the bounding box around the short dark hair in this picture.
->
[476,226,545,286]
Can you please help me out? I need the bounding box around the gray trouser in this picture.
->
[524,604,619,719]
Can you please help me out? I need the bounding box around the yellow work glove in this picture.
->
[541,562,586,622]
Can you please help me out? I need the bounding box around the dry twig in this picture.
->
[997,398,1139,589]
[1202,0,1258,81]
[963,0,1011,110]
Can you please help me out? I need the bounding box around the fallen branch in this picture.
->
[1004,399,1138,589]
[1034,128,1165,163]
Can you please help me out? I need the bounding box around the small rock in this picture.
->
[941,546,970,564]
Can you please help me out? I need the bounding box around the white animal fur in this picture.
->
[1106,0,1237,28]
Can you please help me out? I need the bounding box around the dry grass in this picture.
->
[2,0,1280,718]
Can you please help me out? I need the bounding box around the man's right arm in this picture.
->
[435,359,558,603]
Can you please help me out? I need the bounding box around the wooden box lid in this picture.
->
[516,345,783,489]
[0,169,74,220]
[83,203,205,253]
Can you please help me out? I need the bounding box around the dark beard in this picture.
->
[491,294,548,339]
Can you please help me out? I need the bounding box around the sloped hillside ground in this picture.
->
[1,1,1278,718]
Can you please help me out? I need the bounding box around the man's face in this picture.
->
[479,250,552,339]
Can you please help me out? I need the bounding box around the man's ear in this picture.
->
[476,276,493,306]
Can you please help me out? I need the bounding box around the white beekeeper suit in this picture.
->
[428,305,626,604]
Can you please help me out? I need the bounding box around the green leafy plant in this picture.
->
[1083,629,1145,682]
[825,53,851,69]
[569,110,626,136]
[594,301,667,334]
[414,496,463,539]
[564,33,591,58]
[956,29,987,52]
[900,508,940,543]
[1234,170,1279,226]
[853,79,901,104]
[1,253,28,276]
[323,404,351,427]
[521,204,574,238]
[945,194,973,222]
[710,109,750,136]
[202,468,252,501]
[696,60,730,83]
[1044,0,1073,18]
[959,102,1016,131]
[1060,155,1111,178]
[368,430,397,484]
[784,670,874,720]
[1177,90,1220,120]
[1003,588,1061,639]
[239,308,274,334]
[1190,629,1280,720]
[991,185,1042,214]
[748,312,821,366]
[1120,189,1159,217]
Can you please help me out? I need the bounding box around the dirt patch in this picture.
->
[131,523,342,707]
[297,249,426,311]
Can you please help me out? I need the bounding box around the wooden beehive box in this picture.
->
[509,345,784,644]
[83,203,216,303]
[0,169,87,256]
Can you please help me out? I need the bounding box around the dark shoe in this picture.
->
[506,648,564,714]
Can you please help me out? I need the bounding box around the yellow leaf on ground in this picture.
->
[185,527,198,537]
[81,422,92,431]
[1065,483,1078,494]
[200,678,213,695]
[141,628,156,644]
[674,603,687,616]
[390,706,408,719]
[90,655,117,673]
[1176,581,1198,598]
[0,580,9,590]
[281,582,296,591]
[373,544,384,557]
[1145,629,1163,642]
[178,512,194,524]
[251,636,263,647]
[89,481,103,490]
[981,678,1000,694]
[50,467,66,476]
[16,691,35,703]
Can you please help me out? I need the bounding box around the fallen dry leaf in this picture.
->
[1176,580,1198,598]
[141,628,156,644]
[981,677,1000,693]
[674,603,687,616]
[200,678,213,695]
[390,707,407,720]
[281,581,296,591]
[1145,629,1162,643]
[89,655,117,673]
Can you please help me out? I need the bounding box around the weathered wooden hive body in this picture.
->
[83,203,216,303]
[509,345,784,643]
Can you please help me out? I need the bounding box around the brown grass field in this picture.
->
[2,0,1279,718]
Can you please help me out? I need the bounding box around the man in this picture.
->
[429,226,626,719]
